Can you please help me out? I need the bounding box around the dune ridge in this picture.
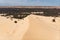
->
[22,15,60,40]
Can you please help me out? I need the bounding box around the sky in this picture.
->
[0,0,60,6]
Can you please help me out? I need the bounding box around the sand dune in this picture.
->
[0,15,60,40]
[22,15,60,40]
[0,16,29,40]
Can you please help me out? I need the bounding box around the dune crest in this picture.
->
[22,15,60,40]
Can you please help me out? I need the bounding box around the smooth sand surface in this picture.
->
[22,15,60,40]
[0,15,60,40]
[0,16,29,40]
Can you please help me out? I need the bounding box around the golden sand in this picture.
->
[0,15,60,40]
[22,15,60,40]
[0,16,29,40]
